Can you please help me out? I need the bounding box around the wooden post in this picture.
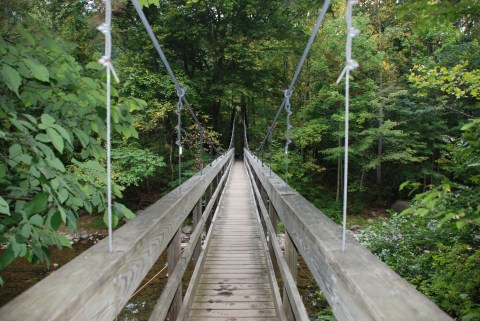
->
[168,228,182,321]
[260,185,267,207]
[283,231,298,321]
[268,201,279,266]
[192,199,202,263]
[205,183,213,232]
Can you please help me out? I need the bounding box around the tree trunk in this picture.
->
[377,106,384,187]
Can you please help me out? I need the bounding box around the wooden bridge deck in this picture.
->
[183,161,285,321]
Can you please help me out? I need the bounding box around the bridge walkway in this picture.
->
[182,161,286,321]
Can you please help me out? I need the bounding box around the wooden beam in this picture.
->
[192,200,202,263]
[0,150,234,321]
[167,228,182,321]
[245,149,452,321]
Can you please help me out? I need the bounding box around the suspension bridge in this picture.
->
[0,0,456,320]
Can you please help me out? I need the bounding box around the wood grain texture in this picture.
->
[245,149,453,321]
[0,150,234,321]
[185,161,285,321]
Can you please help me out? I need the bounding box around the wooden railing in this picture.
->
[244,149,453,321]
[0,149,234,321]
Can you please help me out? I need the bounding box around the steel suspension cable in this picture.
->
[131,0,219,157]
[256,0,332,154]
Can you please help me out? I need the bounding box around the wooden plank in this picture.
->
[197,283,271,290]
[245,149,453,321]
[194,295,273,301]
[0,150,234,321]
[191,302,275,309]
[189,317,277,321]
[189,309,277,317]
[184,161,283,321]
[194,290,273,297]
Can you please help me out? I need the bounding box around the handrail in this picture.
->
[244,148,452,321]
[244,160,310,320]
[148,155,234,320]
[0,149,234,321]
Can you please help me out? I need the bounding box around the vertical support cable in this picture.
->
[336,0,359,252]
[98,0,120,253]
[268,129,273,176]
[176,87,186,194]
[199,127,204,175]
[284,89,293,188]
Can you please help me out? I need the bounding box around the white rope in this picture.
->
[284,89,293,187]
[98,0,120,253]
[336,0,359,252]
[176,87,186,194]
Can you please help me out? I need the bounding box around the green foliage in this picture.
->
[111,143,166,187]
[410,61,480,99]
[0,31,141,274]
[401,119,480,229]
[357,214,480,319]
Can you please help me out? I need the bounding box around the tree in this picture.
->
[0,31,141,280]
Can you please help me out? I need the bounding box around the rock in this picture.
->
[391,200,410,214]
[80,231,89,240]
[53,263,59,269]
[349,224,361,230]
[182,225,193,234]
[367,219,373,223]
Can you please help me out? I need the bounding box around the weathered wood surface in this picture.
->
[184,161,285,321]
[0,150,233,321]
[148,157,234,321]
[245,160,310,321]
[245,149,453,321]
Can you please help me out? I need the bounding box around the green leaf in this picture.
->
[113,202,136,220]
[46,156,66,172]
[0,196,10,215]
[73,128,90,148]
[9,144,21,159]
[41,113,56,125]
[51,124,72,145]
[46,128,64,153]
[456,220,467,229]
[59,207,66,223]
[20,223,32,238]
[19,30,35,45]
[36,133,51,143]
[57,189,68,204]
[1,64,22,95]
[23,58,49,82]
[24,192,49,216]
[85,61,103,70]
[0,244,16,270]
[48,211,63,230]
[56,235,72,248]
[0,163,5,178]
[29,214,43,227]
[104,209,119,228]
